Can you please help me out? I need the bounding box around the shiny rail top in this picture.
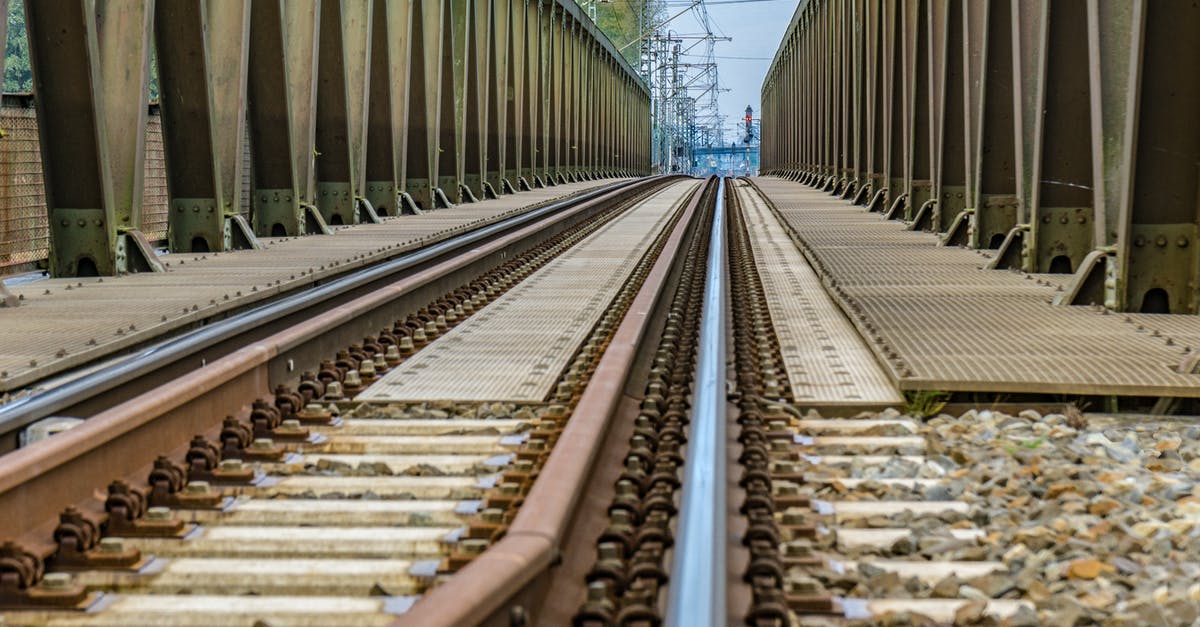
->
[665,177,727,626]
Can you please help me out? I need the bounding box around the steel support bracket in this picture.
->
[117,230,165,274]
[882,192,908,221]
[399,192,423,215]
[459,185,481,204]
[986,224,1032,270]
[905,199,938,233]
[852,183,872,206]
[865,188,888,213]
[356,197,383,224]
[433,188,456,209]
[1054,248,1117,309]
[225,215,263,251]
[940,209,975,248]
[301,203,334,235]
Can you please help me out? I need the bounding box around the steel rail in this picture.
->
[665,177,728,626]
[0,179,655,440]
[0,176,680,551]
[400,177,714,627]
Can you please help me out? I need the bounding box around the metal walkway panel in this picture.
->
[735,181,902,406]
[358,180,700,403]
[0,181,621,393]
[749,177,1200,397]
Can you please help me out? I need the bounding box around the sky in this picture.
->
[658,0,798,139]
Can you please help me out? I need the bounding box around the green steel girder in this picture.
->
[25,0,159,277]
[13,0,650,277]
[155,0,258,254]
[247,1,320,237]
[313,0,373,226]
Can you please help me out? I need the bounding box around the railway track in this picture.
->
[0,177,713,625]
[726,180,1200,627]
[3,174,1198,627]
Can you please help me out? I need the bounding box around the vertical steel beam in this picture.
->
[967,0,1018,250]
[537,1,553,185]
[364,0,413,217]
[507,0,527,190]
[247,1,323,237]
[313,0,372,225]
[916,0,947,229]
[25,0,161,277]
[1059,1,1142,309]
[488,0,511,193]
[523,0,541,187]
[996,0,1095,274]
[548,7,564,184]
[404,0,445,210]
[440,0,469,203]
[933,0,969,232]
[899,0,933,223]
[464,0,492,199]
[565,19,580,181]
[155,1,257,253]
[1120,2,1199,313]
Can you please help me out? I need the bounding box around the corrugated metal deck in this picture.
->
[0,180,623,393]
[749,177,1200,397]
[734,180,902,406]
[357,180,699,402]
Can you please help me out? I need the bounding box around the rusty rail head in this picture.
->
[396,176,718,627]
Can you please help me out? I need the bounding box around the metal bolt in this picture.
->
[460,538,488,555]
[325,381,345,400]
[42,572,73,590]
[146,507,173,521]
[185,481,211,494]
[98,537,125,554]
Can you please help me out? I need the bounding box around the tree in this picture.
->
[5,1,31,93]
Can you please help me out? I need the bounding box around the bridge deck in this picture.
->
[749,177,1200,398]
[359,180,698,402]
[0,180,622,394]
[733,180,902,407]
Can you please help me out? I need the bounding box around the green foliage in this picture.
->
[592,1,647,69]
[5,1,31,93]
[903,390,950,419]
[2,3,157,98]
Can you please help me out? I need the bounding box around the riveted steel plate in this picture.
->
[736,181,902,406]
[0,180,623,393]
[750,178,1200,397]
[358,181,700,403]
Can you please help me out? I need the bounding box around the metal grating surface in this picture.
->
[358,180,699,402]
[0,180,624,393]
[736,180,902,405]
[750,177,1200,397]
[0,106,170,271]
